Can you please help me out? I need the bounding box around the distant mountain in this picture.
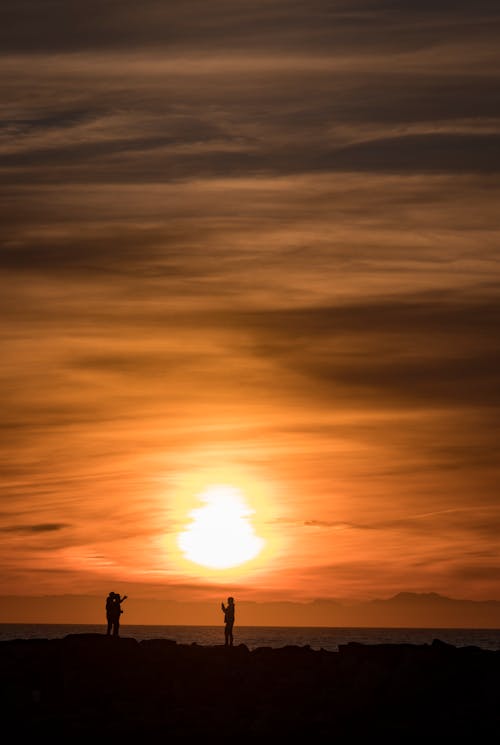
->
[241,593,500,628]
[360,592,500,628]
[118,591,500,628]
[1,592,499,627]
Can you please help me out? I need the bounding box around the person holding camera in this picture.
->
[221,596,235,647]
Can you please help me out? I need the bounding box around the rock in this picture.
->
[0,635,498,737]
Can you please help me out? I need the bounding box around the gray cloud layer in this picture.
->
[2,1,499,53]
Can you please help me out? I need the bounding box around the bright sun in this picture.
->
[177,484,265,569]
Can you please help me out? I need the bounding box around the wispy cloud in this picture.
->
[1,0,499,603]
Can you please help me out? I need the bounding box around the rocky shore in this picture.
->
[1,634,499,739]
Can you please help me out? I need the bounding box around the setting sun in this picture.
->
[177,485,265,569]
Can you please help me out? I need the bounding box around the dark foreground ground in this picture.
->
[1,634,499,740]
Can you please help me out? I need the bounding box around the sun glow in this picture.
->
[177,485,265,569]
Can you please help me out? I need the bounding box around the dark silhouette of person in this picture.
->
[105,592,115,635]
[221,596,235,646]
[106,591,127,637]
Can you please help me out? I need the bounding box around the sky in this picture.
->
[1,1,500,620]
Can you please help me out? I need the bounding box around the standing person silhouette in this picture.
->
[221,596,235,646]
[105,592,115,636]
[105,591,127,637]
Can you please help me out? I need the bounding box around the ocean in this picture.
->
[1,623,499,651]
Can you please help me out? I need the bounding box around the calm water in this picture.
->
[1,624,499,651]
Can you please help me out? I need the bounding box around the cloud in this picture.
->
[221,293,500,407]
[2,55,500,186]
[1,0,499,603]
[1,1,499,55]
[0,523,69,534]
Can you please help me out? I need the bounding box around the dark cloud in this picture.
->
[2,0,499,195]
[70,350,205,377]
[1,1,499,54]
[303,509,500,540]
[449,564,500,581]
[4,132,500,182]
[326,133,500,174]
[0,523,69,534]
[2,66,500,187]
[0,232,191,277]
[230,294,500,336]
[215,293,500,411]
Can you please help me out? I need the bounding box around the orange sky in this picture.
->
[1,1,500,620]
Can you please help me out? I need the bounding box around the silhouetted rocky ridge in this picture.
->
[1,634,498,738]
